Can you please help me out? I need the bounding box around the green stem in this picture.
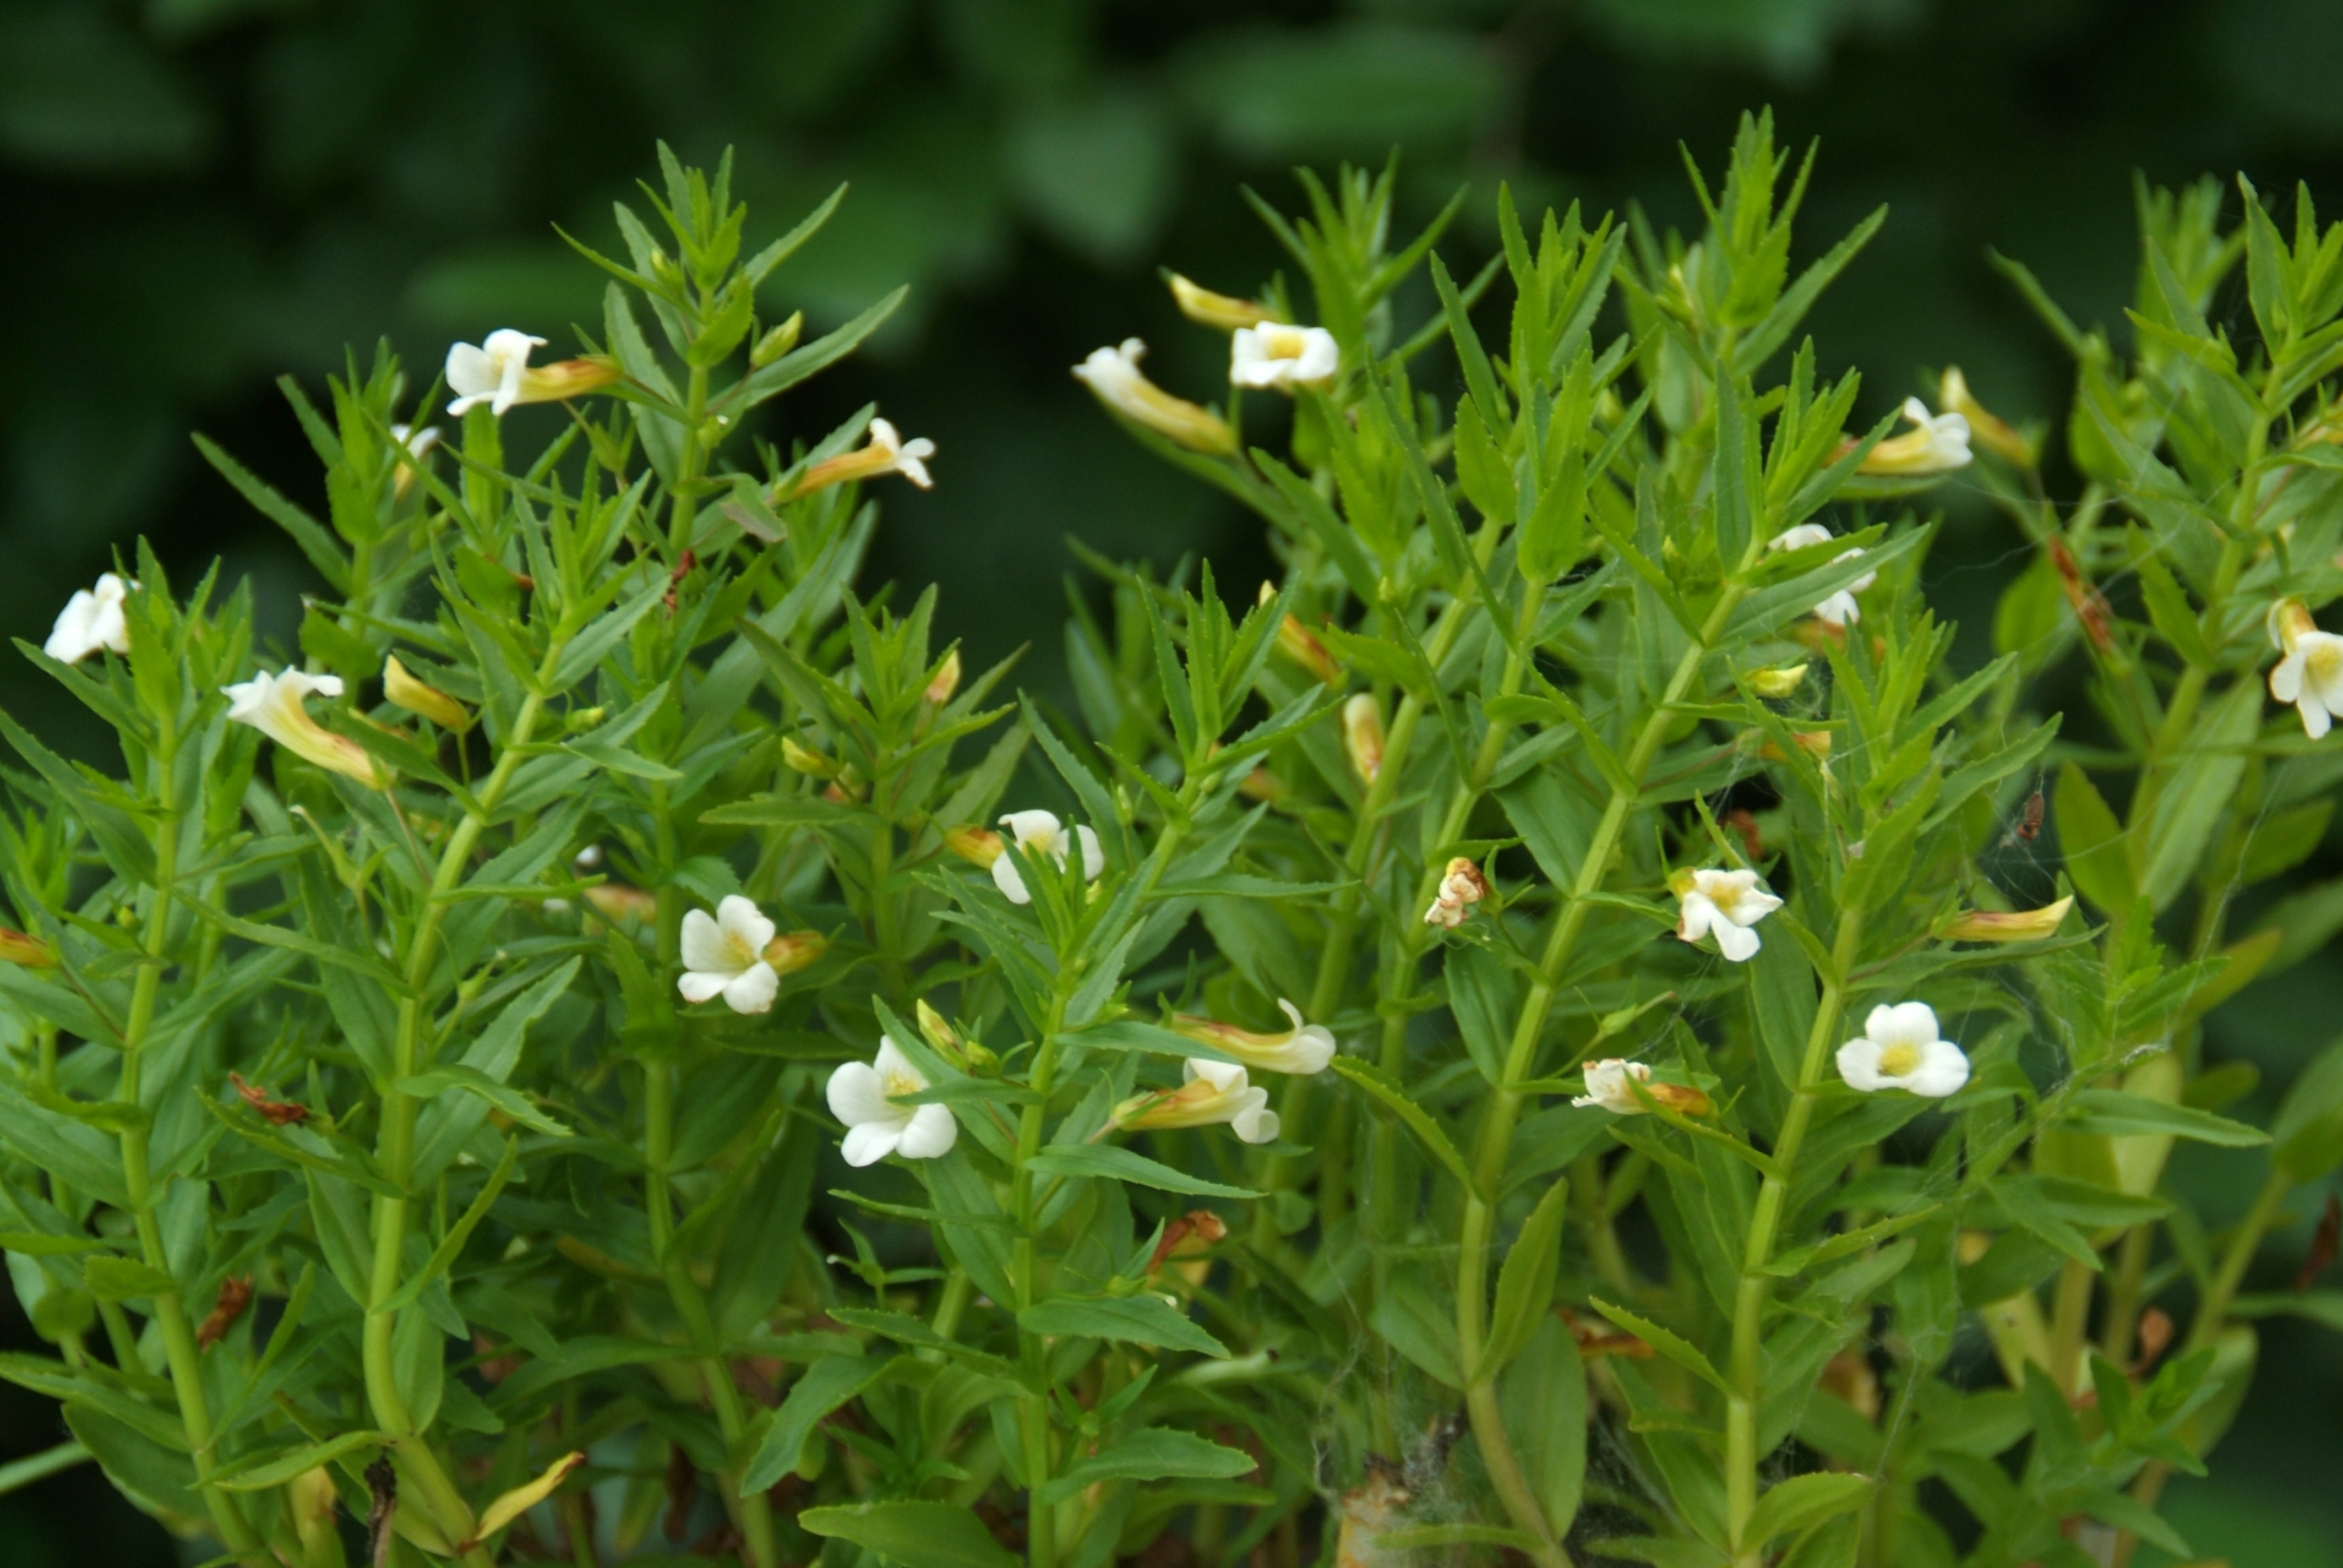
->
[364,665,562,1564]
[2187,1167,2289,1354]
[2046,1256,2096,1395]
[1455,581,1748,1565]
[2101,1222,2155,1369]
[114,776,266,1562]
[1723,907,1861,1562]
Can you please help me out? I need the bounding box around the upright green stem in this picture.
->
[115,752,267,1562]
[1723,907,1862,1562]
[1454,581,1748,1566]
[364,664,563,1564]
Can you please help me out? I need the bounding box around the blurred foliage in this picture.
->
[3,0,2343,1562]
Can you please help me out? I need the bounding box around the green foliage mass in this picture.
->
[3,114,2343,1568]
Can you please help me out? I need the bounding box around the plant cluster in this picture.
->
[3,118,2342,1568]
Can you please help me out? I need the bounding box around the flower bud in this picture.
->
[924,647,962,706]
[1237,764,1289,803]
[1342,693,1385,785]
[1259,582,1342,685]
[782,737,838,777]
[1940,896,2073,943]
[1746,662,1808,698]
[383,655,472,733]
[524,357,621,403]
[762,929,827,977]
[1168,273,1279,330]
[1939,367,2033,469]
[0,928,58,968]
[916,997,961,1057]
[649,247,686,292]
[944,825,1004,868]
[751,311,805,368]
[1072,339,1238,456]
[581,883,657,924]
[2269,597,2318,654]
[288,1466,342,1562]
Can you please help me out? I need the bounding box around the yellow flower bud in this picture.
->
[383,655,472,733]
[782,737,838,777]
[751,311,805,368]
[1342,693,1385,785]
[762,929,827,977]
[287,1466,341,1562]
[944,825,1004,868]
[924,647,962,706]
[582,883,658,924]
[1258,582,1342,686]
[1167,273,1279,330]
[0,928,58,968]
[1940,896,2073,944]
[1746,662,1808,698]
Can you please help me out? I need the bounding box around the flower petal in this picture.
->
[1714,919,1762,962]
[2271,650,2306,703]
[998,809,1062,848]
[1837,1038,1888,1091]
[827,1061,896,1128]
[679,909,731,975]
[991,854,1032,904]
[1677,891,1717,944]
[1906,1039,1971,1098]
[721,961,779,1015]
[1073,824,1103,881]
[897,1103,959,1161]
[1230,1090,1279,1144]
[1866,1003,1941,1049]
[840,1121,903,1167]
[676,970,729,1004]
[716,895,777,955]
[2304,695,2334,741]
[871,1037,925,1090]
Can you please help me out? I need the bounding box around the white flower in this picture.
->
[448,330,547,416]
[1768,523,1876,627]
[1572,1058,1653,1114]
[390,423,441,498]
[991,809,1103,905]
[445,330,616,416]
[1672,867,1783,962]
[1113,1059,1279,1144]
[1169,998,1337,1075]
[44,573,132,663]
[786,417,937,498]
[1072,339,1237,455]
[224,668,386,786]
[677,895,780,1014]
[1860,396,1973,476]
[2268,604,2343,741]
[1229,323,1339,390]
[826,1037,958,1166]
[1837,1002,1969,1097]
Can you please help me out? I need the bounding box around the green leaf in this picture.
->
[1024,1144,1260,1199]
[1033,1427,1255,1505]
[80,1257,176,1302]
[2055,762,2133,916]
[1501,1314,1587,1539]
[2272,1036,2343,1182]
[1329,1055,1483,1200]
[2138,678,2260,911]
[738,1355,891,1494]
[2060,1089,2268,1147]
[1744,1471,1872,1549]
[1588,1298,1731,1397]
[1018,1295,1229,1358]
[210,1430,385,1492]
[397,1064,574,1137]
[794,1501,1018,1568]
[1479,1175,1568,1380]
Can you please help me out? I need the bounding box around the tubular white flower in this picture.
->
[786,417,937,498]
[2269,622,2343,741]
[44,573,132,663]
[1837,1002,1969,1097]
[1169,998,1336,1075]
[991,809,1103,905]
[1230,323,1340,390]
[445,329,616,416]
[1672,867,1783,962]
[390,423,441,498]
[826,1037,958,1166]
[448,330,547,416]
[677,895,781,1014]
[1860,396,1973,476]
[1572,1058,1654,1114]
[1768,524,1876,627]
[224,668,386,786]
[1072,339,1237,455]
[1114,1059,1279,1144]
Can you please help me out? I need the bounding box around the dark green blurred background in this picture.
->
[4,1,2342,1562]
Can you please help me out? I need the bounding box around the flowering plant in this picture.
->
[3,119,2341,1568]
